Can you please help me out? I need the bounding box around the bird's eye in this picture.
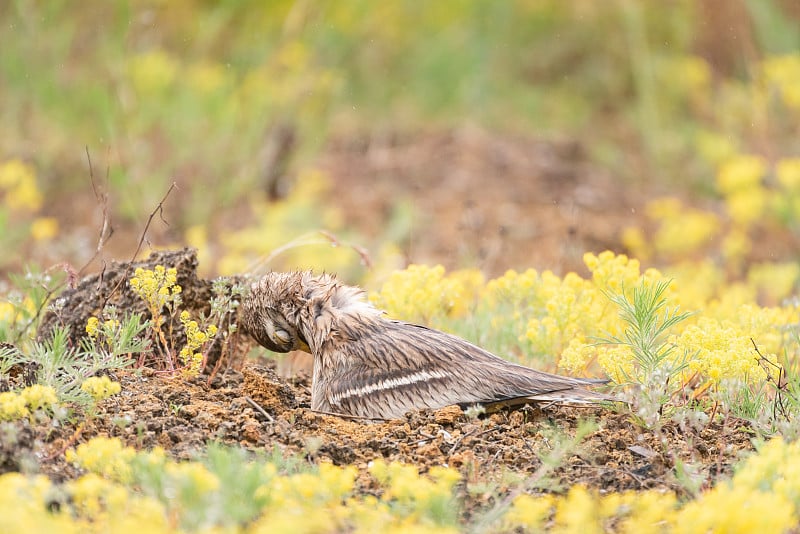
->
[274,329,291,345]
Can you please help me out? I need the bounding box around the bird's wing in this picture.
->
[322,319,610,419]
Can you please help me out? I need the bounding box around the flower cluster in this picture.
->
[763,54,800,110]
[80,376,122,402]
[0,385,58,421]
[0,159,58,265]
[65,437,137,483]
[370,264,483,326]
[624,153,800,269]
[85,317,120,339]
[178,310,218,376]
[372,252,800,395]
[129,266,181,320]
[0,159,42,213]
[217,169,360,276]
[623,197,720,261]
[54,436,463,531]
[8,435,800,531]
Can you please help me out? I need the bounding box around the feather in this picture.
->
[240,271,618,420]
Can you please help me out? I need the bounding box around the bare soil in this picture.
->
[3,130,764,507]
[4,360,753,501]
[319,127,641,277]
[3,246,754,506]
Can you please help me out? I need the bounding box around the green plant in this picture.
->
[599,279,693,426]
[0,315,146,404]
[1,265,65,345]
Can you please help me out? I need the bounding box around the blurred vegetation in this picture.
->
[3,3,800,530]
[2,0,799,280]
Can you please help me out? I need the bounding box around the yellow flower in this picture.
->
[85,316,100,338]
[776,157,800,191]
[721,228,751,264]
[0,391,29,421]
[676,484,794,533]
[29,217,59,241]
[66,437,136,483]
[621,226,650,262]
[505,494,554,530]
[165,461,220,494]
[370,264,482,326]
[128,49,178,95]
[129,265,180,315]
[762,54,800,109]
[68,473,129,517]
[716,155,766,195]
[81,376,122,401]
[19,385,58,411]
[725,186,767,228]
[553,485,602,533]
[178,311,217,375]
[0,159,42,212]
[185,61,229,95]
[655,207,720,257]
[747,262,800,304]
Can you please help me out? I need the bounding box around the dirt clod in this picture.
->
[37,248,249,372]
[0,358,750,498]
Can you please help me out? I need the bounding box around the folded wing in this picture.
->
[321,319,613,419]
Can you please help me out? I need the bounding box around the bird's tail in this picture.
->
[483,384,622,411]
[525,387,621,405]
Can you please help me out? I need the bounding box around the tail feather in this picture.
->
[475,386,622,412]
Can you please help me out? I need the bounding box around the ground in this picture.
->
[318,127,643,277]
[6,361,754,511]
[3,130,759,511]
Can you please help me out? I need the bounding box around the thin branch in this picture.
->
[78,147,115,276]
[245,396,275,423]
[100,182,178,311]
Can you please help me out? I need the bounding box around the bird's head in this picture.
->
[240,272,312,353]
[241,270,383,355]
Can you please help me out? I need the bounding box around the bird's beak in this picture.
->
[296,337,311,353]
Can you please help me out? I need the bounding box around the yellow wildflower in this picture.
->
[19,384,58,412]
[747,262,800,304]
[776,157,800,191]
[178,311,217,375]
[370,264,481,325]
[185,61,228,95]
[129,265,180,314]
[725,186,767,228]
[128,49,178,95]
[621,226,651,262]
[721,228,751,265]
[66,437,136,483]
[85,316,100,338]
[0,391,29,420]
[716,155,766,195]
[505,494,554,530]
[553,485,603,533]
[675,483,794,533]
[29,217,58,241]
[81,376,122,401]
[762,54,800,109]
[165,461,220,494]
[68,473,129,517]
[0,159,42,212]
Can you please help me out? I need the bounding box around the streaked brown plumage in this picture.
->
[240,271,614,419]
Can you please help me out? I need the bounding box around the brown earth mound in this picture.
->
[2,247,753,503]
[0,359,753,504]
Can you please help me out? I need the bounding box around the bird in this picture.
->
[240,271,615,420]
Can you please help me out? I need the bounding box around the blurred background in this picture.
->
[1,0,799,289]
